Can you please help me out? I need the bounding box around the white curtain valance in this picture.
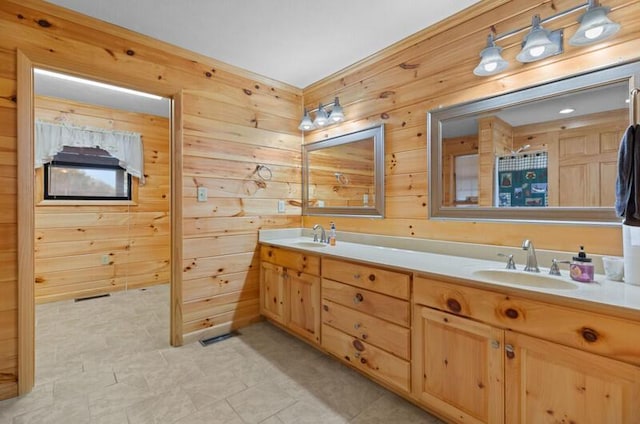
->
[35,120,145,184]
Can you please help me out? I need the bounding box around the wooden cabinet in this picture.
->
[321,259,412,393]
[259,246,320,344]
[505,331,640,424]
[414,275,640,424]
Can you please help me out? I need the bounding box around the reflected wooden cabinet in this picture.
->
[412,305,504,424]
[259,246,320,344]
[505,332,640,423]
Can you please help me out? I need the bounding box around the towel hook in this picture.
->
[255,164,272,181]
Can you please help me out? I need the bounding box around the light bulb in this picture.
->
[585,26,604,39]
[529,46,546,57]
[484,62,498,72]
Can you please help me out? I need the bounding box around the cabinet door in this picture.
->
[412,306,504,424]
[505,332,640,424]
[260,261,286,324]
[288,271,320,344]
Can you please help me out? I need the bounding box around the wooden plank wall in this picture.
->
[0,0,302,399]
[302,0,640,255]
[33,96,170,303]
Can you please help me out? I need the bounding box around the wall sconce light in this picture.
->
[474,0,620,77]
[298,97,345,131]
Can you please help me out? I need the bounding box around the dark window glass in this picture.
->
[44,146,132,200]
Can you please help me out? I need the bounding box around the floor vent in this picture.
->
[199,331,239,347]
[74,293,111,302]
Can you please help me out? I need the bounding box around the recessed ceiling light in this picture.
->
[559,108,575,114]
[34,68,163,100]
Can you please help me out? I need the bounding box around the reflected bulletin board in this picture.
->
[496,151,548,207]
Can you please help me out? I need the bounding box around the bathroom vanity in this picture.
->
[259,230,640,424]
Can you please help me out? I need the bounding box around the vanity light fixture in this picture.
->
[473,34,509,76]
[516,15,563,63]
[298,97,345,131]
[569,0,620,46]
[473,0,620,77]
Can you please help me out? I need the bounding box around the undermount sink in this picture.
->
[293,241,327,248]
[472,269,578,290]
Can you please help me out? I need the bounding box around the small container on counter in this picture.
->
[569,246,594,283]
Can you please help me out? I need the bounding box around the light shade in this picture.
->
[298,108,314,131]
[328,97,345,123]
[569,5,620,46]
[312,103,329,127]
[473,34,509,76]
[516,15,563,63]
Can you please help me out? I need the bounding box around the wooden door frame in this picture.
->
[16,50,183,395]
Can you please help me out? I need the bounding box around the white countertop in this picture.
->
[259,229,640,319]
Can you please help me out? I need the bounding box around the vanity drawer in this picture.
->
[322,258,410,299]
[322,323,410,393]
[322,278,410,327]
[322,299,410,359]
[414,276,640,366]
[260,245,320,275]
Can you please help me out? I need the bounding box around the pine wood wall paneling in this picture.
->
[33,96,171,303]
[0,0,302,398]
[301,0,640,255]
[181,87,302,339]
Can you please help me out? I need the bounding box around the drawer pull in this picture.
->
[352,339,365,352]
[505,344,515,359]
[353,293,364,304]
[505,308,519,319]
[581,327,599,343]
[354,323,361,330]
[368,274,376,282]
[491,340,500,349]
[446,298,461,313]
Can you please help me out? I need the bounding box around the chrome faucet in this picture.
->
[312,224,326,243]
[521,239,540,273]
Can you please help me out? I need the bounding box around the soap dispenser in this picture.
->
[569,246,594,283]
[328,221,336,246]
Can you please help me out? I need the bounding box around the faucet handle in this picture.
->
[549,258,570,276]
[497,253,516,270]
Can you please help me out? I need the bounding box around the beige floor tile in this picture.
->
[173,399,244,424]
[227,381,297,424]
[125,386,196,424]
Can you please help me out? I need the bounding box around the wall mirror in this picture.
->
[429,61,640,223]
[303,125,384,217]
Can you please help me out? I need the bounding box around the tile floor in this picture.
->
[0,284,443,423]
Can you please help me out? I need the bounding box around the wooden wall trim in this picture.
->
[171,92,184,346]
[16,49,35,396]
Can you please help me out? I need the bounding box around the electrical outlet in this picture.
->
[197,186,208,202]
[101,254,110,265]
[317,200,325,207]
[277,200,285,213]
[363,194,369,205]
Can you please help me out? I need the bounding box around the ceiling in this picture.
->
[43,0,481,89]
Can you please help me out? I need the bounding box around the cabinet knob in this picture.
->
[352,339,365,352]
[368,274,376,282]
[491,340,500,349]
[446,298,461,313]
[354,351,361,358]
[353,293,364,304]
[581,327,599,343]
[361,333,368,340]
[360,357,367,364]
[505,344,515,359]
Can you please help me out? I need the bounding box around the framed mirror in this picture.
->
[303,125,384,217]
[429,61,640,223]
